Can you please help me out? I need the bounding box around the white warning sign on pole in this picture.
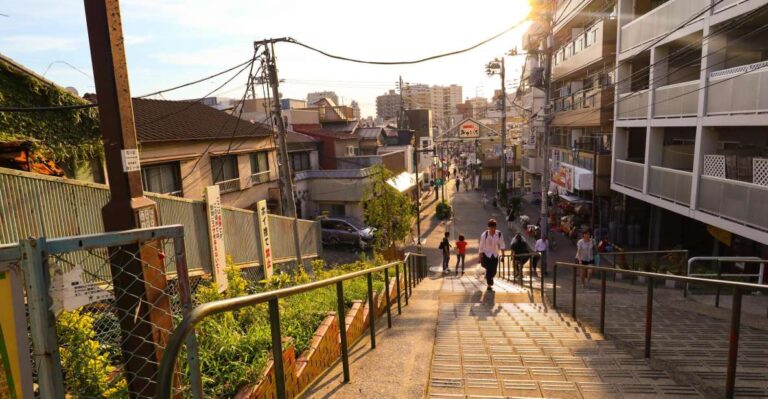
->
[49,265,114,316]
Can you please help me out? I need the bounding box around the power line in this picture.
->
[137,58,254,98]
[282,20,526,65]
[0,103,97,112]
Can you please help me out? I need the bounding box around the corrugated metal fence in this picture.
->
[0,167,320,275]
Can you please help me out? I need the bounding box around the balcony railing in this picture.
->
[648,166,692,205]
[250,171,271,185]
[707,60,768,115]
[654,80,699,117]
[216,178,240,193]
[617,90,649,119]
[620,0,707,52]
[295,168,373,180]
[698,175,768,231]
[614,159,645,191]
[553,20,613,79]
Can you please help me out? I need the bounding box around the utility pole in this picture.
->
[540,0,555,259]
[83,0,172,396]
[258,39,303,268]
[500,57,508,200]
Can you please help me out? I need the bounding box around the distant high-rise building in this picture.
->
[430,84,463,130]
[307,91,339,106]
[376,89,400,120]
[350,100,361,119]
[402,83,431,110]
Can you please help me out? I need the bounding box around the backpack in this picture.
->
[482,231,501,240]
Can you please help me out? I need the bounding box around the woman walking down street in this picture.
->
[439,232,452,274]
[478,219,505,291]
[575,231,596,288]
[454,235,467,275]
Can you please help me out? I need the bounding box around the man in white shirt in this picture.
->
[478,219,505,291]
[533,237,549,276]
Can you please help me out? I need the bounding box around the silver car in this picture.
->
[320,218,375,249]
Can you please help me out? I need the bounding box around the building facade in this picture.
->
[307,91,339,106]
[611,0,768,254]
[376,89,400,120]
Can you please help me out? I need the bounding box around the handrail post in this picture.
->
[367,273,376,349]
[600,270,606,335]
[571,266,577,319]
[645,277,654,358]
[725,288,742,399]
[384,268,392,328]
[716,259,722,308]
[268,298,287,399]
[336,281,351,382]
[404,260,410,306]
[529,256,533,291]
[553,264,558,309]
[395,263,402,315]
[683,250,689,298]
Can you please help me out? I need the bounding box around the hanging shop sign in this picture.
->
[458,120,480,138]
[551,164,574,192]
[205,185,228,292]
[257,200,274,278]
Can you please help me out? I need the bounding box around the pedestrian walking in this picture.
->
[454,234,467,275]
[575,231,596,287]
[439,231,451,273]
[510,233,529,278]
[506,207,515,230]
[482,192,489,208]
[456,177,461,192]
[533,236,549,276]
[478,219,505,291]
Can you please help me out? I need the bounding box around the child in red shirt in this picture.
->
[455,235,468,275]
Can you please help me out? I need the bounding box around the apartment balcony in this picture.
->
[216,178,240,194]
[551,88,612,127]
[250,171,271,185]
[554,0,590,33]
[698,175,768,230]
[707,60,768,115]
[648,166,692,205]
[613,159,645,191]
[620,0,706,53]
[553,20,616,80]
[617,90,649,119]
[654,80,699,117]
[522,156,544,174]
[295,168,372,180]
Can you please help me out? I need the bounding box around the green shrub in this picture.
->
[436,201,452,220]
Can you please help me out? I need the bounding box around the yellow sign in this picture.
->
[257,200,274,278]
[707,225,732,247]
[0,269,34,399]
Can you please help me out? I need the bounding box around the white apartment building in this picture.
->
[376,89,400,120]
[430,84,463,130]
[402,83,432,110]
[611,0,768,251]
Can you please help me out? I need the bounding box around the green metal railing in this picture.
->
[552,262,768,399]
[155,253,428,399]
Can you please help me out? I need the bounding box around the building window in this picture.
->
[249,151,270,185]
[141,162,182,196]
[211,155,239,192]
[290,152,311,172]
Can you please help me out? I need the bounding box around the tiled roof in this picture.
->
[132,98,273,142]
[286,131,319,143]
[321,120,359,133]
[355,127,383,139]
[292,124,359,140]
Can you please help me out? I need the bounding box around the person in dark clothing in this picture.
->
[439,231,451,273]
[510,233,529,278]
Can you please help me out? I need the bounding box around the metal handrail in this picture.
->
[155,253,428,399]
[499,251,543,294]
[552,262,768,399]
[686,256,766,306]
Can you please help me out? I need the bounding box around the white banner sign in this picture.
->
[49,265,114,316]
[205,185,228,292]
[257,200,274,278]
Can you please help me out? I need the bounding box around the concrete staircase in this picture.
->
[427,275,703,398]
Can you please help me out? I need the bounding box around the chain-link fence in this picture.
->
[21,225,201,399]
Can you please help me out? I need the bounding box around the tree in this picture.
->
[363,165,415,250]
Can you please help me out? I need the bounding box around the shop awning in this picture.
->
[387,172,420,193]
[558,193,591,204]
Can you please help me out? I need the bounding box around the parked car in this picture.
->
[320,217,375,249]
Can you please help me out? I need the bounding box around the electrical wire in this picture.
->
[282,20,527,65]
[0,103,97,112]
[137,58,254,98]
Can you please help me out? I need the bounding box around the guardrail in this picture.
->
[551,262,768,398]
[686,257,766,306]
[155,253,428,399]
[499,251,543,295]
[598,249,689,279]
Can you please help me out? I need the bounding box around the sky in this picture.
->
[0,0,531,118]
